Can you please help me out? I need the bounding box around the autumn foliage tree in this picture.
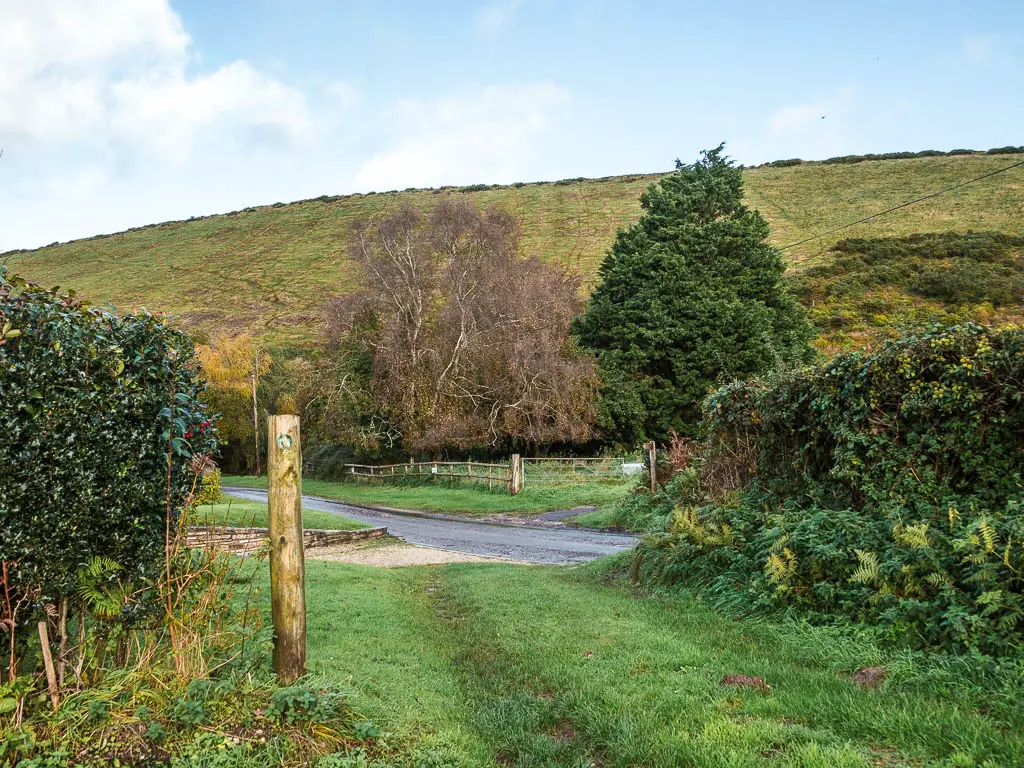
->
[325,199,598,453]
[196,333,271,473]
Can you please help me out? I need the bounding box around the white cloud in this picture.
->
[732,89,859,164]
[354,83,569,190]
[111,62,311,159]
[476,0,524,34]
[326,81,360,108]
[0,0,309,156]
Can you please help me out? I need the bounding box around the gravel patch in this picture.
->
[308,541,529,567]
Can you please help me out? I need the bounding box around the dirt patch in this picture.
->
[852,666,887,690]
[307,541,527,567]
[720,674,771,692]
[549,719,577,743]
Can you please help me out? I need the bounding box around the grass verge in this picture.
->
[297,557,1024,767]
[223,475,630,517]
[201,495,369,530]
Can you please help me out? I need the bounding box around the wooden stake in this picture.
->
[38,621,59,709]
[268,414,306,684]
[57,598,69,688]
[251,372,261,476]
[648,441,657,492]
[510,454,522,495]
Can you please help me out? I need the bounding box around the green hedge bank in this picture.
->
[634,323,1024,654]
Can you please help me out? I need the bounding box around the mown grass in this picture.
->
[200,495,368,530]
[7,155,1022,345]
[222,475,630,516]
[298,558,1024,767]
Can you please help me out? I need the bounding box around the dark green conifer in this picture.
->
[575,145,814,443]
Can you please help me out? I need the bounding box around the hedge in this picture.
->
[0,270,216,604]
[634,324,1024,653]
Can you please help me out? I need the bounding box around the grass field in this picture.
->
[298,559,1023,767]
[6,154,1022,346]
[222,475,631,517]
[198,496,367,530]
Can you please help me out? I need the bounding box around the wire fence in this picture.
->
[521,457,643,486]
[332,455,646,493]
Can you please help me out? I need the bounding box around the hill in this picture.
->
[5,153,1024,347]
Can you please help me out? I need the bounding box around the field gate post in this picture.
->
[510,454,522,495]
[268,414,306,684]
[648,441,657,493]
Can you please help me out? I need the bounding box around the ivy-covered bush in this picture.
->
[0,270,216,603]
[633,324,1024,653]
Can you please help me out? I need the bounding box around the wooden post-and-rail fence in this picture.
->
[343,454,523,495]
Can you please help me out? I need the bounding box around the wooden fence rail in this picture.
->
[332,452,649,493]
[341,459,518,493]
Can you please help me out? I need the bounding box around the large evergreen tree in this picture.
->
[575,145,814,444]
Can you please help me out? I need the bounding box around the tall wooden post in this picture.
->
[648,441,657,492]
[251,372,261,476]
[268,414,306,684]
[510,453,523,495]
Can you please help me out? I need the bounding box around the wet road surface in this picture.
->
[223,487,636,565]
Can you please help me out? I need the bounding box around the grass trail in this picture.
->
[223,475,630,517]
[304,560,1022,767]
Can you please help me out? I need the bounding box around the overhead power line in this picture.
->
[779,157,1024,251]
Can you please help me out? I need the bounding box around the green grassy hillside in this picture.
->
[5,154,1023,346]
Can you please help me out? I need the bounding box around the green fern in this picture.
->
[850,550,880,584]
[892,522,931,549]
[765,547,798,586]
[978,517,999,553]
[77,556,131,619]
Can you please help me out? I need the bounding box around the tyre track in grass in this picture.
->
[422,566,603,767]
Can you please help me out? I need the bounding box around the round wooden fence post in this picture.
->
[268,414,306,684]
[510,454,523,495]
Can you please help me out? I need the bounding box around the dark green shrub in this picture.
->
[787,232,1024,345]
[610,470,699,533]
[0,270,216,605]
[304,444,363,480]
[266,685,339,724]
[634,324,1024,653]
[911,260,1022,305]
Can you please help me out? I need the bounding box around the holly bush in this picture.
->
[633,324,1024,653]
[0,270,216,602]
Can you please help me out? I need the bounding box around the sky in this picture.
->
[1,0,1022,252]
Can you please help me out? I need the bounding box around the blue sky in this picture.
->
[1,0,1021,251]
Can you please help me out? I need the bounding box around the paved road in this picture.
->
[224,487,636,565]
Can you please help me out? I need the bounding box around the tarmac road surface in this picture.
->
[223,487,636,565]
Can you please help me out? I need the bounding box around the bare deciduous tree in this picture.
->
[327,199,598,451]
